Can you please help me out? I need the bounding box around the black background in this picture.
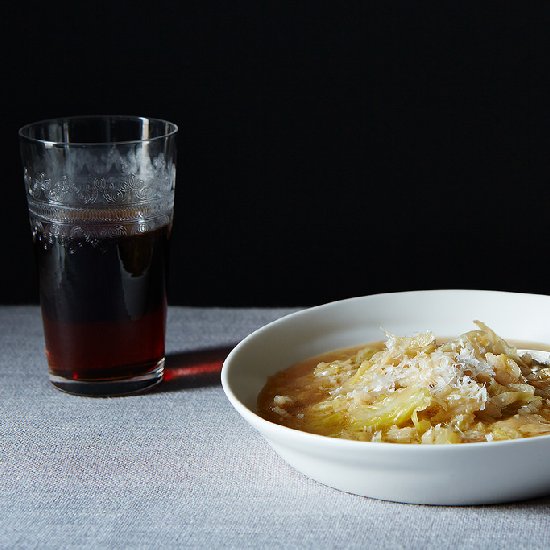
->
[3,2,550,307]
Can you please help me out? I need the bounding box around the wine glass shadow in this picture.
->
[154,345,236,392]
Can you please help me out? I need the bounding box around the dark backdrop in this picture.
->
[3,2,550,307]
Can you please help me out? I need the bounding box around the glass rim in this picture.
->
[18,114,179,147]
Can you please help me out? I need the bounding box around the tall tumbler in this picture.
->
[19,116,178,396]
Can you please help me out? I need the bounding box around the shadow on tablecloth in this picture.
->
[154,345,235,391]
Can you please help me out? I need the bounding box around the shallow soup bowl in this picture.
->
[221,289,550,505]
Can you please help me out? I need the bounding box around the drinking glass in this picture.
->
[19,115,178,396]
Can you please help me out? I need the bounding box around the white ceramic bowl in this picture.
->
[221,289,550,505]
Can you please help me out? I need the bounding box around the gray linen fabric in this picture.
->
[1,306,550,549]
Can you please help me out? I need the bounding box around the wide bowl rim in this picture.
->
[221,288,550,452]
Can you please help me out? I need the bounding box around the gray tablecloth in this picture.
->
[1,306,550,549]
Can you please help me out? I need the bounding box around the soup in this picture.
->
[257,321,550,444]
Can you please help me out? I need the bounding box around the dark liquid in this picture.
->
[33,225,170,382]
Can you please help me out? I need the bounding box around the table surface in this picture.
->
[2,306,550,549]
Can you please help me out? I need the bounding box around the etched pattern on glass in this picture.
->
[24,151,176,247]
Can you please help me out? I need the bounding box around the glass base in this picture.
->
[49,360,164,397]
